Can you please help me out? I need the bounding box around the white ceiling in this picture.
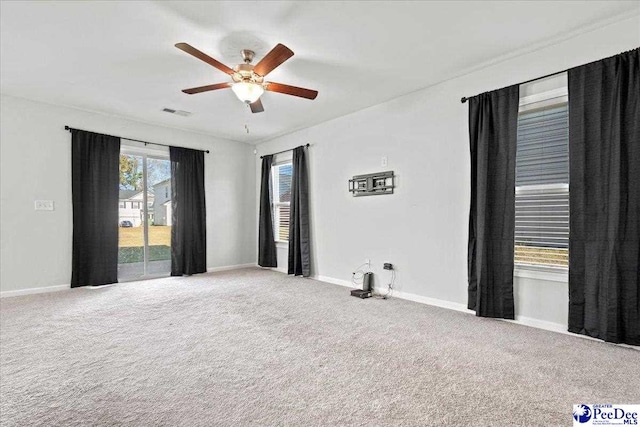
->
[1,1,638,144]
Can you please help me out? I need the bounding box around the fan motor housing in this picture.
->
[232,63,264,84]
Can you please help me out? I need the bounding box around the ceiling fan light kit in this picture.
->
[175,42,318,113]
[232,82,264,104]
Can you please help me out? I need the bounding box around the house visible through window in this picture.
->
[272,162,292,242]
[515,78,569,269]
[118,143,172,281]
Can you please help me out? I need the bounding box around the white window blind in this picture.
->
[515,102,569,268]
[272,163,292,242]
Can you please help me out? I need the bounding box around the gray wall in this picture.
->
[0,95,256,293]
[254,16,640,328]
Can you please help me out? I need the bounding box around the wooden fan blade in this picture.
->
[265,82,318,100]
[253,44,294,77]
[175,42,235,75]
[250,98,265,113]
[182,82,232,94]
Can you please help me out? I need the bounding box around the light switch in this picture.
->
[35,200,54,211]
[381,156,388,167]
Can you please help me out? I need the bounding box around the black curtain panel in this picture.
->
[71,130,120,287]
[467,86,520,319]
[288,146,311,277]
[568,48,640,345]
[258,155,278,267]
[170,147,207,276]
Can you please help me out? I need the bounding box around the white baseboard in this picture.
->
[504,315,566,335]
[1,284,70,298]
[308,273,600,344]
[2,264,257,298]
[389,289,568,337]
[391,288,470,314]
[207,263,257,273]
[312,275,352,288]
[312,274,471,313]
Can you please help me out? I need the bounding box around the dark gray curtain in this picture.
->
[170,147,207,276]
[467,86,520,319]
[258,155,277,267]
[71,130,120,287]
[288,146,311,277]
[568,48,639,345]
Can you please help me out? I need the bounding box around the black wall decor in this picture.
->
[348,171,395,196]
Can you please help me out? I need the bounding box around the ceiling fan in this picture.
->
[175,42,318,113]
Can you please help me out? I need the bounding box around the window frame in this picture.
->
[271,159,292,244]
[118,141,171,280]
[514,85,569,282]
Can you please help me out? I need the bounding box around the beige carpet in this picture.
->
[1,268,638,426]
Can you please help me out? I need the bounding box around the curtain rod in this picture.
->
[460,48,638,103]
[64,126,210,153]
[460,69,566,103]
[260,143,310,159]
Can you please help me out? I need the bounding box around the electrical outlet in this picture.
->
[381,156,388,167]
[35,200,54,211]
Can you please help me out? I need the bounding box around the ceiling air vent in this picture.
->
[162,108,192,117]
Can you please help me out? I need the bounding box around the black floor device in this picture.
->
[350,289,372,299]
[351,271,373,299]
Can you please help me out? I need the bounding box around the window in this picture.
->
[272,162,292,242]
[119,202,125,209]
[515,83,569,269]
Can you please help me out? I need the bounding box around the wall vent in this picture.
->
[162,108,192,117]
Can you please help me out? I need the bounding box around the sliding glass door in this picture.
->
[118,144,171,281]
